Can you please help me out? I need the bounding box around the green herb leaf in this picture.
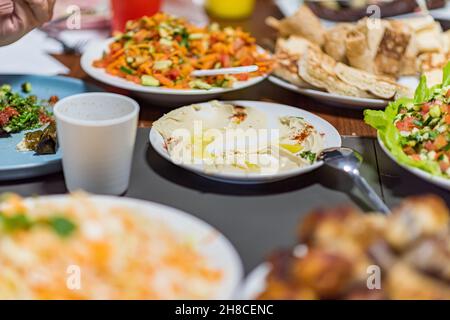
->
[120,66,135,75]
[48,216,76,237]
[0,213,33,231]
[300,151,317,164]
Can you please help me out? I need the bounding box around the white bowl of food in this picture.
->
[0,193,243,299]
[150,100,341,184]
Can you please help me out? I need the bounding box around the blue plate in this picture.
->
[0,75,104,181]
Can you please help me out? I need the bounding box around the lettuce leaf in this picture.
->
[414,75,431,104]
[443,61,450,88]
[364,70,447,178]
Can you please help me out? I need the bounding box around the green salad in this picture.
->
[365,62,450,179]
[0,83,54,135]
[0,83,58,155]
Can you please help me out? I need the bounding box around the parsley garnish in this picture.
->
[0,212,76,238]
[47,216,76,237]
[300,151,317,164]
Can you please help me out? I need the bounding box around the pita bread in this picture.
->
[298,49,374,98]
[265,6,325,46]
[323,23,352,63]
[273,37,319,88]
[335,62,400,99]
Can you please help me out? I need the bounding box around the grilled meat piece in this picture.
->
[384,195,449,250]
[259,195,450,300]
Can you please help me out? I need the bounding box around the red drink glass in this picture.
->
[110,0,162,32]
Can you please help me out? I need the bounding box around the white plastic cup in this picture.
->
[54,93,139,195]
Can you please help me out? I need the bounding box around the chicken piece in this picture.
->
[368,240,398,270]
[386,262,450,300]
[384,195,449,250]
[289,249,354,298]
[403,237,450,282]
[259,250,317,300]
[298,205,360,244]
[299,206,385,250]
[298,206,386,282]
[258,195,450,300]
[258,277,317,300]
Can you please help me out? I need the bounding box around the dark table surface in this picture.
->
[2,129,448,274]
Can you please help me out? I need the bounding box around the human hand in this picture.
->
[0,0,56,46]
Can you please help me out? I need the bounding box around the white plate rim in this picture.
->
[149,100,342,183]
[377,133,450,190]
[269,76,389,109]
[22,194,244,300]
[81,38,269,96]
[239,263,270,300]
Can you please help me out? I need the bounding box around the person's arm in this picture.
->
[0,0,56,46]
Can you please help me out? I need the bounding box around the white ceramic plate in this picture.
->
[81,39,269,104]
[149,100,341,184]
[239,263,270,300]
[269,76,419,109]
[378,134,450,191]
[23,195,243,300]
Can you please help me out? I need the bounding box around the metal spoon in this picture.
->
[191,65,259,77]
[319,147,390,214]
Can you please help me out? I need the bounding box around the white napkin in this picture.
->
[0,30,69,75]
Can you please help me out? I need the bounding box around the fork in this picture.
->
[46,33,89,55]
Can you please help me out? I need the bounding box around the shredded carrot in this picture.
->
[93,13,273,89]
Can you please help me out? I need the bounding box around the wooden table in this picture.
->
[52,0,376,137]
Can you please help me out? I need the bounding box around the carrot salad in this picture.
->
[0,193,222,299]
[93,13,273,89]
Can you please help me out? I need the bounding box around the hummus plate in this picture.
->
[149,100,341,184]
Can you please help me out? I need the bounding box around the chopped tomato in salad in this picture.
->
[365,61,450,180]
[0,83,54,134]
[393,88,450,177]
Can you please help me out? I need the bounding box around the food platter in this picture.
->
[266,5,447,109]
[2,194,243,299]
[0,75,103,181]
[81,39,269,104]
[364,67,450,191]
[149,100,341,184]
[241,194,450,300]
